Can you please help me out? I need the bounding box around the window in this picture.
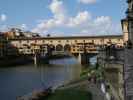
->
[43,40,45,43]
[131,21,133,28]
[132,4,133,10]
[118,39,121,41]
[66,40,69,42]
[35,40,37,43]
[73,45,75,48]
[27,40,29,43]
[19,40,22,43]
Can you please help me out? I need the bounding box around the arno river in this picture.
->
[0,58,82,100]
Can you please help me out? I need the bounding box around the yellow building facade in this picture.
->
[10,35,124,55]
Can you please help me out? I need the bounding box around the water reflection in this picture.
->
[0,58,81,100]
[90,56,97,65]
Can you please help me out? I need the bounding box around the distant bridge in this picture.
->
[10,35,124,64]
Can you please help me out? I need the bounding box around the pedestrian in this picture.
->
[94,76,96,84]
[87,73,91,83]
[106,92,111,100]
[101,83,106,94]
[111,95,115,100]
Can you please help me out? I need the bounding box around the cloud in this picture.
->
[67,11,91,27]
[32,0,92,34]
[70,16,121,36]
[0,14,7,22]
[49,0,66,18]
[79,0,97,4]
[32,0,121,36]
[32,10,91,34]
[32,0,66,33]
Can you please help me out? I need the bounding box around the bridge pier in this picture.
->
[76,53,98,65]
[78,53,81,64]
[77,53,90,65]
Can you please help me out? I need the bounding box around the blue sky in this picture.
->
[0,0,127,36]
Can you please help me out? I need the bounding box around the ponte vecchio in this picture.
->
[10,34,124,64]
[10,35,123,53]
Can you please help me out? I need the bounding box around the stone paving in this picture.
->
[124,49,133,99]
[88,83,106,100]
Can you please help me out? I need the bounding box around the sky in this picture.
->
[0,0,127,36]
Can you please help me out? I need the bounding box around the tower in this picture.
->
[121,18,128,43]
[122,1,133,100]
[126,0,133,44]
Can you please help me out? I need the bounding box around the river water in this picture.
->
[0,58,81,100]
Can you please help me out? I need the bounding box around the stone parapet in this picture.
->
[124,48,133,99]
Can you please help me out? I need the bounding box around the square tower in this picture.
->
[126,0,133,44]
[122,1,133,100]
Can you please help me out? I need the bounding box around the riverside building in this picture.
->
[0,32,19,58]
[121,0,133,99]
[0,28,124,64]
[100,0,133,99]
[0,33,7,58]
[98,45,124,100]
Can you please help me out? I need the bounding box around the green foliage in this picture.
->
[80,68,90,77]
[45,89,92,100]
[80,63,105,83]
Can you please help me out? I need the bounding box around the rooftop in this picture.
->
[10,35,123,40]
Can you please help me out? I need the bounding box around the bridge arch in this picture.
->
[49,44,55,51]
[56,44,63,51]
[64,44,71,52]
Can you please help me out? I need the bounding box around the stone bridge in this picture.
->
[10,35,124,64]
